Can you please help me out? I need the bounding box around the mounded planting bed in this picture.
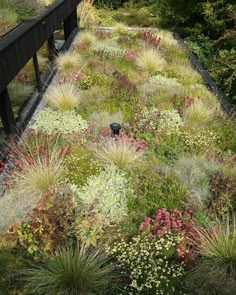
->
[1,24,236,294]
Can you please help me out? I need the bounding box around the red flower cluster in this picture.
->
[173,95,204,115]
[137,30,161,48]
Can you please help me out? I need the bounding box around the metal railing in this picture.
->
[0,0,80,137]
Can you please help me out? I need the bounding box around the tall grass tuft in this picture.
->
[112,22,129,35]
[188,217,236,294]
[136,49,166,75]
[77,0,96,28]
[22,246,115,294]
[55,52,83,75]
[73,31,97,48]
[43,83,80,111]
[0,137,66,230]
[183,100,215,127]
[93,138,144,169]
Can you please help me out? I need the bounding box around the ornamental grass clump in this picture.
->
[177,64,203,85]
[0,140,67,229]
[183,100,216,127]
[112,22,129,35]
[136,49,166,75]
[107,234,185,294]
[93,136,145,169]
[8,142,66,195]
[22,246,115,295]
[73,31,97,49]
[170,156,219,207]
[32,108,88,135]
[188,218,236,294]
[43,83,80,111]
[55,52,84,75]
[77,0,96,28]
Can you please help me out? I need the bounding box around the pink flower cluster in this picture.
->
[115,132,148,151]
[14,71,32,84]
[59,71,85,83]
[140,208,195,238]
[140,208,198,269]
[137,30,161,48]
[0,160,6,172]
[125,49,137,61]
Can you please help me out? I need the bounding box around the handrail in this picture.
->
[0,0,80,135]
[0,0,79,93]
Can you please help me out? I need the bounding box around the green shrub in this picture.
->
[130,166,188,216]
[15,193,76,256]
[0,247,29,293]
[154,133,184,163]
[216,119,236,152]
[210,49,236,98]
[209,172,236,213]
[185,34,216,66]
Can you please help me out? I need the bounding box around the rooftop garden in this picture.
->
[0,0,236,294]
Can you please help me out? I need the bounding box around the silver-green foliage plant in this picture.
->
[107,234,185,294]
[92,41,125,58]
[70,165,130,222]
[138,107,183,134]
[32,108,88,135]
[140,74,182,95]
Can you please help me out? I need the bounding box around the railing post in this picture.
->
[64,8,78,41]
[48,35,57,62]
[33,54,42,92]
[0,88,16,134]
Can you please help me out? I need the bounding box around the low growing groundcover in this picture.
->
[1,24,236,294]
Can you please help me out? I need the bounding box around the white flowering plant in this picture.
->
[179,128,219,154]
[32,108,88,135]
[107,234,186,294]
[138,107,183,135]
